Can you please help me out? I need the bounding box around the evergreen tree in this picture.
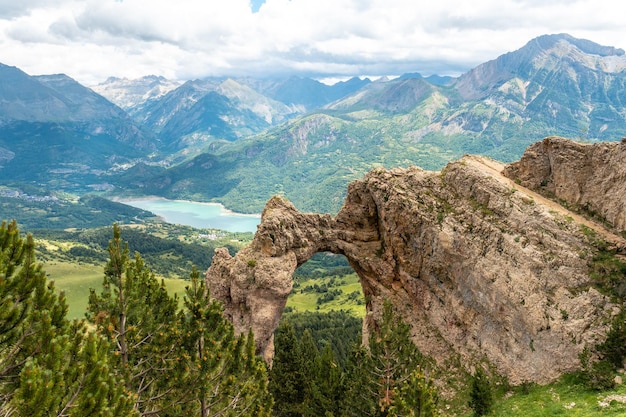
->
[87,223,182,415]
[303,344,345,417]
[178,266,272,416]
[388,368,438,417]
[0,220,134,416]
[341,345,378,417]
[283,311,362,368]
[0,220,65,393]
[269,320,307,417]
[468,368,493,417]
[13,325,135,416]
[342,302,433,417]
[369,302,425,415]
[300,328,320,380]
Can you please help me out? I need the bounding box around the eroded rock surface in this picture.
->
[206,137,623,384]
[503,136,626,231]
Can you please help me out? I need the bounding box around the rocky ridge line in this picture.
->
[206,137,624,385]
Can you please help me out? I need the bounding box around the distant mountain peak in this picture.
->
[529,33,625,57]
[91,76,181,110]
[454,33,626,100]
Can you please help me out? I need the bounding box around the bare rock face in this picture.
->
[206,138,622,384]
[503,136,626,231]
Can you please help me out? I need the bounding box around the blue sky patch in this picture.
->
[250,0,266,13]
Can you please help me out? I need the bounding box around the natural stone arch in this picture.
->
[205,193,384,363]
[206,157,617,384]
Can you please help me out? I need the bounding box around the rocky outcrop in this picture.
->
[503,136,626,231]
[206,137,623,385]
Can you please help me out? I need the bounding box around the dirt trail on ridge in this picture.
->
[464,155,626,251]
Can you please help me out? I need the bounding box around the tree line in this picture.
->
[12,219,586,416]
[1,220,449,416]
[0,221,271,416]
[269,303,439,417]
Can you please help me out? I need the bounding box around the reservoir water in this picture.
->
[122,198,261,233]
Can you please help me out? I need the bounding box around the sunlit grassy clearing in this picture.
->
[483,373,626,417]
[45,260,190,320]
[286,273,365,317]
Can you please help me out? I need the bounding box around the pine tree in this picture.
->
[0,220,64,393]
[342,301,434,417]
[87,223,181,415]
[468,368,493,417]
[369,302,425,415]
[178,266,273,416]
[269,320,307,417]
[13,324,135,416]
[0,220,135,416]
[388,368,438,417]
[300,329,320,381]
[224,330,274,416]
[341,345,378,417]
[303,344,345,417]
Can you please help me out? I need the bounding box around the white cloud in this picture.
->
[0,0,53,19]
[0,0,623,85]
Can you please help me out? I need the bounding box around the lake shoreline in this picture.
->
[111,196,261,233]
[112,196,261,219]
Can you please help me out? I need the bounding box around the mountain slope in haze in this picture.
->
[126,78,297,156]
[236,75,372,110]
[0,64,156,193]
[126,76,370,157]
[90,75,181,111]
[116,34,626,214]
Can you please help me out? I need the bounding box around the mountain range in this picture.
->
[1,33,625,222]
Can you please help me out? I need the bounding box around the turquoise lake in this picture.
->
[122,199,261,233]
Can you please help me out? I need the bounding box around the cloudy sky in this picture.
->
[0,0,623,86]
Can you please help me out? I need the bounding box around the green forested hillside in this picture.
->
[111,35,626,215]
[0,221,272,416]
[35,222,252,318]
[0,194,157,230]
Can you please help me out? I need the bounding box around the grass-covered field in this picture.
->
[286,272,365,317]
[45,260,191,320]
[482,373,626,416]
[48,258,365,320]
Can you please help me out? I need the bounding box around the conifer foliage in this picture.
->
[269,321,307,417]
[179,266,272,416]
[87,223,182,414]
[468,368,493,417]
[343,302,437,417]
[270,302,438,417]
[1,221,272,416]
[0,220,134,415]
[87,223,272,416]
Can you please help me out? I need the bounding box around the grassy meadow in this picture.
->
[47,258,365,320]
[286,272,365,317]
[45,260,191,320]
[484,373,626,417]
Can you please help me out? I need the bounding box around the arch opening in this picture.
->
[276,252,365,367]
[285,252,365,316]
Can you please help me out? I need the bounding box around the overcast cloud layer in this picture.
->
[0,0,623,85]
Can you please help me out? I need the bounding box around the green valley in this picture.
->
[1,30,626,417]
[112,36,626,215]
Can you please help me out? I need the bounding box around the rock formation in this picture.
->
[503,136,626,231]
[206,137,624,385]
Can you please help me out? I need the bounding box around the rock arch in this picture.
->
[206,154,618,384]
[205,191,384,364]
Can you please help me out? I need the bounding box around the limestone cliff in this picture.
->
[503,136,626,231]
[206,137,624,385]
